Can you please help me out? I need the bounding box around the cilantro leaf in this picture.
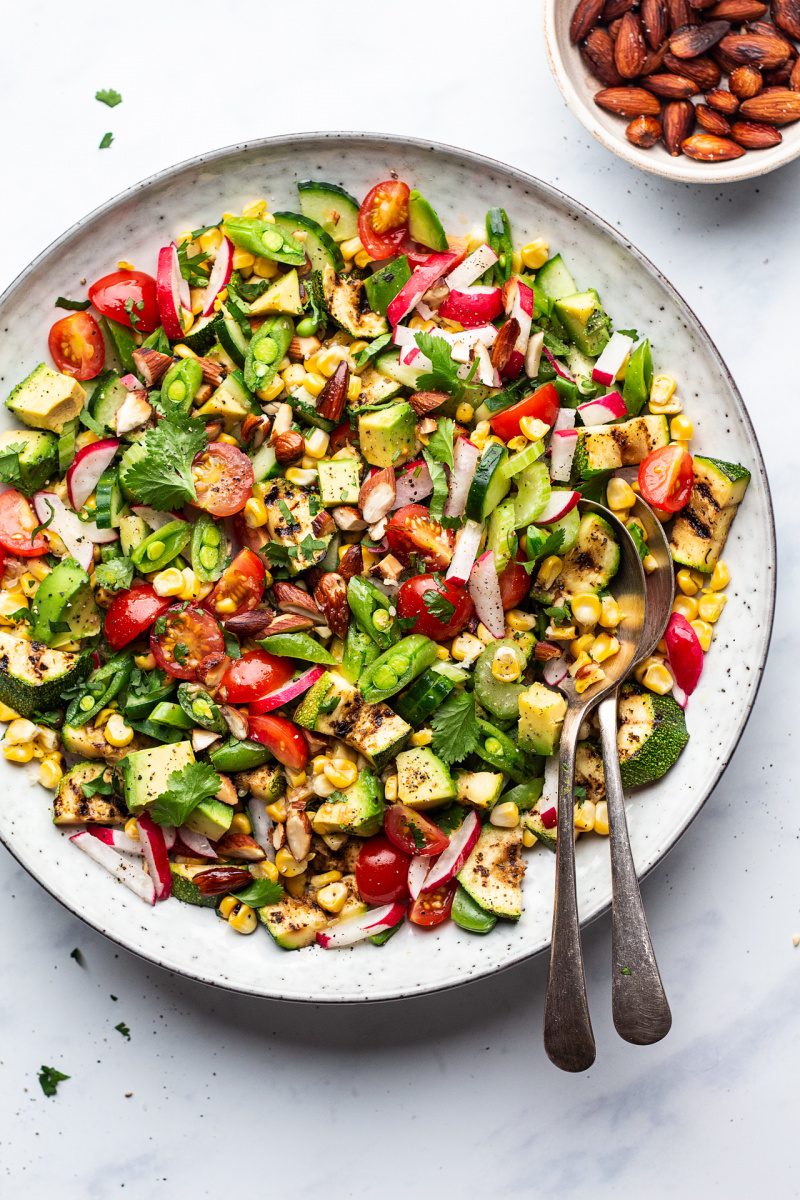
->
[96,88,122,108]
[94,558,134,592]
[114,1021,131,1040]
[422,450,448,523]
[124,296,145,332]
[99,132,114,150]
[544,605,571,623]
[261,543,291,566]
[30,497,55,541]
[431,691,479,765]
[0,443,26,492]
[149,760,222,828]
[522,527,565,574]
[422,590,456,623]
[81,773,114,800]
[173,643,190,664]
[33,709,62,728]
[414,330,461,395]
[433,803,468,835]
[354,332,393,370]
[425,417,455,472]
[38,1066,69,1097]
[627,520,649,561]
[617,329,638,340]
[55,297,91,311]
[120,417,208,511]
[232,878,284,907]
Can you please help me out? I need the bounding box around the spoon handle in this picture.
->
[598,691,672,1046]
[544,704,596,1072]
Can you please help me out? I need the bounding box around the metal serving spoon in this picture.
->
[543,501,647,1073]
[594,473,674,1046]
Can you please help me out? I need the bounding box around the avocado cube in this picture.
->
[396,746,457,810]
[6,363,86,434]
[248,268,303,316]
[455,771,504,811]
[358,402,416,469]
[118,741,195,815]
[407,191,449,252]
[183,796,233,841]
[317,458,360,505]
[364,255,412,316]
[553,291,611,358]
[0,429,58,496]
[518,682,567,756]
[30,557,92,646]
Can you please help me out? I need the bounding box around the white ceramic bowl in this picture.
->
[0,133,775,1002]
[543,0,800,184]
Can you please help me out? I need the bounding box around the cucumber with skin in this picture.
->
[298,181,360,244]
[214,311,248,368]
[272,211,344,273]
[465,441,511,523]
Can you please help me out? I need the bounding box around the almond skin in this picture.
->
[696,103,732,133]
[583,28,624,85]
[729,64,763,98]
[762,62,796,89]
[641,0,669,48]
[667,0,701,26]
[615,11,648,76]
[772,0,800,40]
[273,430,305,464]
[663,98,697,152]
[710,41,743,73]
[681,132,746,158]
[664,50,721,88]
[626,114,663,145]
[641,40,670,73]
[571,0,607,44]
[719,34,790,70]
[705,88,739,113]
[641,72,700,96]
[670,19,730,57]
[595,86,663,115]
[739,90,800,123]
[708,0,767,16]
[729,119,783,146]
[791,58,800,92]
[601,0,635,16]
[688,0,718,8]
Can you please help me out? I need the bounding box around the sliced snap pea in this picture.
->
[191,512,227,584]
[130,520,191,573]
[244,315,294,393]
[65,652,134,728]
[341,626,379,685]
[160,358,203,417]
[177,684,228,734]
[223,217,306,266]
[359,635,438,705]
[347,576,399,651]
[485,207,513,285]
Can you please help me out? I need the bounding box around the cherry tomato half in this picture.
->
[356,834,411,905]
[104,584,172,651]
[248,714,309,771]
[489,382,560,443]
[396,574,474,641]
[329,419,358,454]
[358,180,410,261]
[498,552,531,611]
[384,804,450,858]
[48,311,105,381]
[203,548,265,621]
[409,879,457,926]
[386,505,454,572]
[88,270,159,334]
[219,649,293,704]
[638,445,694,514]
[0,491,51,557]
[151,604,225,680]
[191,442,254,517]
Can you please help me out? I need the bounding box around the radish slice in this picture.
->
[445,244,498,291]
[415,299,436,321]
[438,286,503,329]
[525,329,545,378]
[248,665,326,715]
[87,825,144,856]
[394,459,433,507]
[577,391,628,426]
[468,550,505,638]
[387,252,457,326]
[156,243,187,339]
[34,493,111,571]
[550,430,579,483]
[177,824,218,859]
[443,438,480,520]
[446,519,483,586]
[543,346,573,381]
[671,681,688,709]
[542,655,569,687]
[202,236,233,316]
[663,612,703,696]
[70,831,156,904]
[120,373,140,390]
[316,902,406,949]
[553,407,577,433]
[500,278,534,380]
[67,438,120,511]
[591,332,634,386]
[399,344,429,370]
[530,489,580,525]
[408,855,431,901]
[162,824,177,850]
[540,806,558,830]
[247,797,276,861]
[422,810,481,892]
[131,505,183,530]
[136,812,172,901]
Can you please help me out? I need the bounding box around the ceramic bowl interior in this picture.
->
[0,133,775,1002]
[543,0,800,184]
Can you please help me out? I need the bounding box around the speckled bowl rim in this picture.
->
[542,0,800,185]
[0,132,776,1003]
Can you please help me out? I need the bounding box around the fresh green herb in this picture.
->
[223,629,242,660]
[95,558,134,592]
[229,274,271,303]
[28,497,55,542]
[277,499,298,529]
[298,533,329,561]
[0,442,27,492]
[152,614,168,637]
[422,451,448,523]
[124,297,145,332]
[627,521,649,561]
[522,528,565,574]
[422,591,456,623]
[261,543,292,566]
[621,967,631,975]
[121,416,208,510]
[190,222,223,241]
[5,608,30,625]
[99,132,114,150]
[177,242,211,288]
[308,494,320,517]
[32,709,62,728]
[354,332,393,370]
[408,823,427,851]
[574,785,587,803]
[38,1066,69,1097]
[425,417,456,472]
[541,328,570,357]
[232,877,284,907]
[414,331,462,395]
[173,643,190,664]
[95,88,122,108]
[544,605,571,623]
[617,329,638,341]
[431,691,479,765]
[81,773,114,800]
[55,297,91,311]
[114,1021,131,1040]
[434,803,468,835]
[396,615,417,634]
[70,948,83,965]
[149,760,222,828]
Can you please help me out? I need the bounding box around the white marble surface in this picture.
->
[0,1,797,1196]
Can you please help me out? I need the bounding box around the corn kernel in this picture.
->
[691,619,713,652]
[214,597,238,615]
[475,622,495,647]
[244,497,269,529]
[522,828,537,848]
[0,701,20,721]
[310,870,343,889]
[521,239,549,270]
[537,555,562,591]
[698,592,727,623]
[303,372,327,398]
[491,646,521,683]
[676,568,699,597]
[643,554,658,575]
[672,595,699,621]
[117,259,134,271]
[455,402,474,423]
[574,800,596,832]
[384,775,398,802]
[410,728,434,747]
[316,349,342,378]
[219,895,238,919]
[575,663,605,694]
[26,558,51,583]
[570,633,595,659]
[670,414,694,442]
[265,797,288,823]
[490,801,520,828]
[38,754,64,789]
[507,436,528,453]
[324,759,359,789]
[346,375,362,402]
[590,632,620,662]
[276,847,310,877]
[471,420,491,450]
[650,373,677,405]
[92,706,116,729]
[311,755,328,776]
[232,249,255,271]
[354,250,373,269]
[317,880,348,913]
[3,743,33,763]
[505,609,536,633]
[124,818,140,841]
[152,567,185,598]
[571,593,602,627]
[251,859,280,883]
[593,801,609,836]
[252,256,279,279]
[520,415,551,440]
[282,363,307,390]
[708,560,729,592]
[5,719,36,745]
[546,622,577,642]
[133,652,156,673]
[228,902,257,934]
[304,428,330,460]
[105,713,134,747]
[230,812,252,835]
[242,199,268,219]
[643,661,674,695]
[18,573,38,599]
[435,645,450,661]
[607,477,636,511]
[451,633,483,662]
[282,872,305,898]
[215,433,240,447]
[257,376,284,403]
[569,651,592,677]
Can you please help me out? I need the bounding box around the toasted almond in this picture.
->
[601,0,634,19]
[571,0,607,43]
[729,119,783,146]
[615,11,648,75]
[662,97,697,152]
[687,0,718,8]
[707,0,766,16]
[762,62,796,89]
[594,85,663,115]
[641,71,700,96]
[719,33,790,69]
[705,88,739,114]
[608,16,623,40]
[772,0,800,40]
[582,28,624,85]
[641,39,670,73]
[710,41,743,73]
[408,390,448,416]
[791,58,800,93]
[729,64,763,97]
[313,572,350,640]
[626,114,663,145]
[273,430,305,464]
[695,103,732,133]
[337,543,364,582]
[681,132,746,158]
[315,360,349,424]
[641,0,668,48]
[667,0,700,27]
[490,318,521,372]
[670,19,730,57]
[739,90,800,122]
[664,50,721,87]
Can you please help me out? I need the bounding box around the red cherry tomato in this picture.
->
[358,181,410,260]
[48,311,105,381]
[356,834,411,905]
[88,270,160,334]
[396,574,474,641]
[489,383,560,443]
[248,714,309,771]
[638,445,694,514]
[329,419,358,453]
[219,649,293,703]
[191,442,254,516]
[384,804,450,857]
[498,552,531,611]
[104,584,172,651]
[203,549,264,621]
[150,604,225,680]
[0,491,51,557]
[386,505,454,571]
[409,879,457,926]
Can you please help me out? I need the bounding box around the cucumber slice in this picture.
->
[474,639,528,721]
[58,418,79,473]
[535,253,577,301]
[547,505,581,555]
[486,498,517,574]
[180,313,219,355]
[499,438,545,480]
[374,350,423,390]
[249,442,282,484]
[465,442,511,524]
[95,466,124,530]
[298,181,360,244]
[91,370,128,432]
[513,462,550,528]
[272,211,344,273]
[100,317,137,375]
[214,310,248,368]
[393,669,455,726]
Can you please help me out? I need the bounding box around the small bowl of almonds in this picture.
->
[544,0,800,182]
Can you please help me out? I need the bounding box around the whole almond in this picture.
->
[641,0,668,47]
[571,0,607,44]
[641,40,670,73]
[681,133,746,158]
[772,0,800,40]
[601,0,634,18]
[626,114,663,145]
[719,34,790,69]
[762,63,795,88]
[739,90,800,122]
[708,0,766,15]
[594,86,664,115]
[791,58,800,92]
[705,88,739,113]
[273,430,305,463]
[710,42,743,73]
[615,11,648,76]
[729,119,783,146]
[665,50,721,87]
[608,17,623,40]
[641,71,700,96]
[582,27,625,85]
[688,0,717,7]
[729,64,763,97]
[670,19,730,57]
[663,97,697,151]
[744,19,795,44]
[667,0,698,28]
[696,104,732,133]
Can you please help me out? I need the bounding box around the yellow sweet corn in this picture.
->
[409,729,434,747]
[574,800,596,832]
[490,802,520,828]
[0,701,20,721]
[451,633,483,662]
[125,818,140,841]
[251,859,280,883]
[590,632,620,662]
[228,903,258,934]
[105,714,134,748]
[152,568,185,598]
[643,661,674,695]
[265,797,288,822]
[672,595,699,621]
[520,239,549,270]
[571,593,602,627]
[317,881,348,913]
[676,568,699,597]
[491,647,522,682]
[519,415,550,440]
[230,812,252,835]
[242,199,268,219]
[691,620,713,652]
[324,759,359,789]
[38,755,64,790]
[505,609,537,632]
[304,428,330,459]
[384,775,399,802]
[522,828,537,848]
[455,402,474,423]
[670,415,694,442]
[346,375,362,403]
[698,592,727,623]
[282,363,307,389]
[537,556,562,590]
[276,847,310,877]
[708,560,729,591]
[606,477,636,511]
[593,801,609,836]
[257,376,284,403]
[310,871,343,889]
[570,633,595,659]
[244,497,269,528]
[303,372,327,397]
